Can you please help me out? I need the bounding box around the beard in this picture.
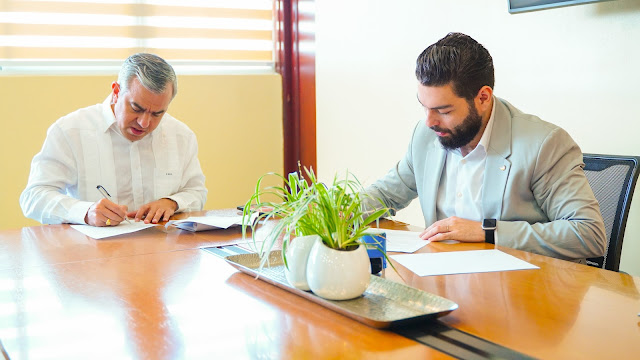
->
[431,102,482,150]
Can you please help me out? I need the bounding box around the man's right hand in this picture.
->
[84,198,129,227]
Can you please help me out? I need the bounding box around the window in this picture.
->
[0,0,274,74]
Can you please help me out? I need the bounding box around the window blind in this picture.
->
[0,0,274,74]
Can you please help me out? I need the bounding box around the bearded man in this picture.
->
[365,33,606,263]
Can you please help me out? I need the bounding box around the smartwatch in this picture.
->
[482,219,496,244]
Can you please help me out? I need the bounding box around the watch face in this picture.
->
[483,219,496,229]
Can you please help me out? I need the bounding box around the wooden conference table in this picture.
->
[0,209,639,359]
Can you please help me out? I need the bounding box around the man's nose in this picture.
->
[138,112,151,128]
[425,110,440,128]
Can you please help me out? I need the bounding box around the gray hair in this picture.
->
[117,53,178,99]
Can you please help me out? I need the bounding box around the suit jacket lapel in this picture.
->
[482,99,512,219]
[422,138,446,225]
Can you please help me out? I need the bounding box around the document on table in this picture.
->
[391,249,539,276]
[71,222,158,240]
[384,229,430,253]
[166,213,256,232]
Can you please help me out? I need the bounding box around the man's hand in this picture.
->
[85,198,129,227]
[127,198,178,224]
[419,216,485,242]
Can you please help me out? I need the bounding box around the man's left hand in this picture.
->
[419,216,485,242]
[127,198,179,224]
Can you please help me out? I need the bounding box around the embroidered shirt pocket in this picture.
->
[154,168,181,199]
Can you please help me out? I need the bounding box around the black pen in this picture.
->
[96,185,131,224]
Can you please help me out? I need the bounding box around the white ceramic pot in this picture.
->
[284,234,319,290]
[306,237,371,300]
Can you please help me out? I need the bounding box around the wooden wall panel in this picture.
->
[276,0,316,176]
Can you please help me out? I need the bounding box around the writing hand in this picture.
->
[127,198,178,224]
[85,198,129,227]
[419,216,485,242]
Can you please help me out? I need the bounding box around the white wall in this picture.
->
[316,0,640,275]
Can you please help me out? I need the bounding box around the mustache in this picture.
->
[430,126,452,134]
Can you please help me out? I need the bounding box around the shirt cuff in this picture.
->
[68,201,94,224]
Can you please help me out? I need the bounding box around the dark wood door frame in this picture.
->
[275,0,316,176]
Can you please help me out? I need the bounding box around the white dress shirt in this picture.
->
[20,96,207,225]
[436,99,496,222]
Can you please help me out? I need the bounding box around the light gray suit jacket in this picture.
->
[366,97,606,261]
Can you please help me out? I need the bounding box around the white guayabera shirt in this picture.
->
[20,97,207,225]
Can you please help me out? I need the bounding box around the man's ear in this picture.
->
[475,85,493,112]
[111,82,120,104]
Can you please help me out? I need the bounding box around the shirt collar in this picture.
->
[476,96,497,153]
[99,95,117,134]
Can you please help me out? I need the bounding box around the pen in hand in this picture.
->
[96,185,131,224]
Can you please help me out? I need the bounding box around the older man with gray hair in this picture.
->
[21,53,207,227]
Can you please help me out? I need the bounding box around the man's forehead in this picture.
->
[417,84,461,108]
[125,86,171,112]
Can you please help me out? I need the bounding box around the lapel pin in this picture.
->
[499,165,506,171]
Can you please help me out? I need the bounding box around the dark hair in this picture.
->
[415,32,494,101]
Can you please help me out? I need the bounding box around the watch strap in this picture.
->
[485,228,495,244]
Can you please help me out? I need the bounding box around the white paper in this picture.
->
[391,249,539,276]
[166,214,256,232]
[71,222,158,240]
[383,229,430,253]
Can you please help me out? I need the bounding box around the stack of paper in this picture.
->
[166,214,257,232]
[71,222,158,240]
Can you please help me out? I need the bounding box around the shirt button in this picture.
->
[457,192,462,198]
[461,159,466,165]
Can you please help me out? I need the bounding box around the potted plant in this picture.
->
[242,167,390,300]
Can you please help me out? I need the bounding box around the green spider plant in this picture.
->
[242,167,390,270]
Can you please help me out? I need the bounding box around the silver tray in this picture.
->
[224,251,458,328]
